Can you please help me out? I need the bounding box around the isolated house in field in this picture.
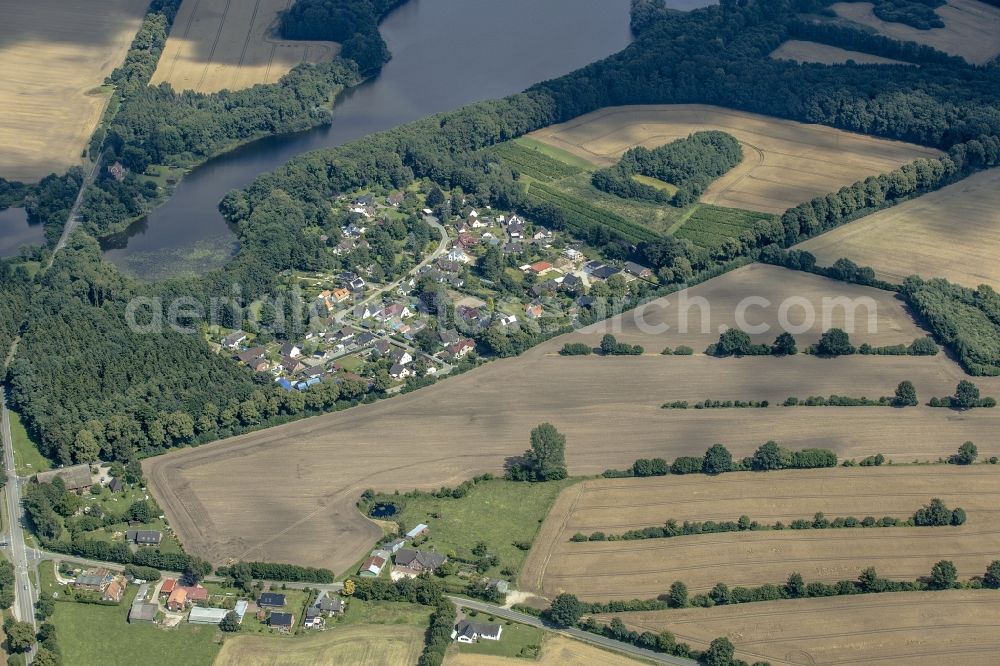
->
[269,612,295,631]
[35,464,95,491]
[258,592,286,608]
[452,620,503,643]
[126,530,162,546]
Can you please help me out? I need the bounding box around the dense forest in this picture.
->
[592,131,743,206]
[279,0,408,72]
[11,0,1000,464]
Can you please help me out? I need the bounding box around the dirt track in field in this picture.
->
[145,265,1000,574]
[831,0,1000,65]
[770,40,908,65]
[527,105,939,214]
[797,168,1000,290]
[520,466,1000,600]
[0,0,148,181]
[597,590,1000,665]
[150,0,340,94]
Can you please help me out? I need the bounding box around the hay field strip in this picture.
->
[0,0,149,181]
[445,635,646,666]
[831,0,1000,65]
[150,0,340,94]
[796,168,1000,290]
[598,590,1000,666]
[527,105,939,214]
[214,623,425,665]
[145,266,1000,573]
[770,39,910,65]
[521,466,1000,600]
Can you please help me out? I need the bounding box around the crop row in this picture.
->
[491,142,582,182]
[528,182,661,244]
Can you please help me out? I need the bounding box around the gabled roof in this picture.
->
[258,592,286,606]
[269,612,295,627]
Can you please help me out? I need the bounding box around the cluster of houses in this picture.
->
[358,523,441,578]
[303,592,346,630]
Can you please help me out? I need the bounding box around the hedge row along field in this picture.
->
[674,205,773,249]
[490,141,582,182]
[525,180,661,244]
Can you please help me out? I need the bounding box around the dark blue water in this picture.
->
[0,208,44,257]
[102,0,715,278]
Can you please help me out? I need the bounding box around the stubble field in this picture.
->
[519,466,1000,600]
[597,590,1000,665]
[214,623,425,665]
[150,0,340,94]
[0,0,148,181]
[444,635,643,666]
[770,39,908,65]
[145,266,1000,573]
[796,168,1000,290]
[830,0,1000,65]
[526,105,939,213]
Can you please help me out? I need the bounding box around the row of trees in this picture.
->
[605,441,838,479]
[215,561,335,584]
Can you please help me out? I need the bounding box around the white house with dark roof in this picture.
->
[452,620,503,643]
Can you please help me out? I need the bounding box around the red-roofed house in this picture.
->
[161,578,177,595]
[530,261,554,275]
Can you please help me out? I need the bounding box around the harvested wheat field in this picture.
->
[831,0,1000,65]
[770,39,909,65]
[520,466,1000,601]
[445,635,644,666]
[214,623,424,666]
[597,590,1000,665]
[150,0,340,94]
[145,266,1000,574]
[0,0,148,181]
[527,105,939,213]
[797,168,1000,290]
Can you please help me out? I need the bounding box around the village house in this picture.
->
[126,530,162,546]
[35,464,96,491]
[235,346,266,365]
[280,342,302,358]
[445,339,475,361]
[389,363,413,380]
[221,330,247,349]
[160,578,177,595]
[74,568,111,593]
[389,348,413,366]
[394,549,447,573]
[304,606,325,629]
[591,264,621,281]
[524,302,544,320]
[624,261,653,279]
[447,247,472,264]
[318,597,345,615]
[331,287,351,303]
[258,592,286,608]
[452,620,503,643]
[269,612,295,632]
[529,261,555,275]
[359,555,387,577]
[387,191,405,207]
[166,587,188,611]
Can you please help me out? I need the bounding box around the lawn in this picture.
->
[391,478,579,576]
[457,618,545,658]
[51,586,222,666]
[7,407,52,476]
[335,354,366,373]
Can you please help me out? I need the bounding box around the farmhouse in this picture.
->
[35,464,95,491]
[188,607,229,625]
[452,620,503,643]
[126,530,162,546]
[102,579,125,603]
[269,612,295,631]
[74,569,111,592]
[258,592,286,608]
[394,549,447,573]
[166,588,188,612]
[182,586,208,603]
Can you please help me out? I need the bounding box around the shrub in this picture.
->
[559,343,592,356]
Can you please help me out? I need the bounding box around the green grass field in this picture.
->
[457,619,545,658]
[339,599,432,627]
[632,173,678,196]
[514,137,598,170]
[392,478,579,576]
[7,407,52,476]
[52,586,222,666]
[335,354,365,373]
[673,204,773,248]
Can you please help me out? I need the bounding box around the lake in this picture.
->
[0,208,44,258]
[101,0,715,279]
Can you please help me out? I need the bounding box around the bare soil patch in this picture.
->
[598,590,1000,665]
[145,266,1000,574]
[830,0,1000,65]
[797,168,1000,290]
[0,0,148,181]
[770,39,909,65]
[527,105,938,214]
[521,466,1000,601]
[150,0,340,94]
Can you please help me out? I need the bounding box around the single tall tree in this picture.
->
[893,380,918,407]
[522,423,568,481]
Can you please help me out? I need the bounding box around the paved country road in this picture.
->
[2,388,37,650]
[448,596,698,666]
